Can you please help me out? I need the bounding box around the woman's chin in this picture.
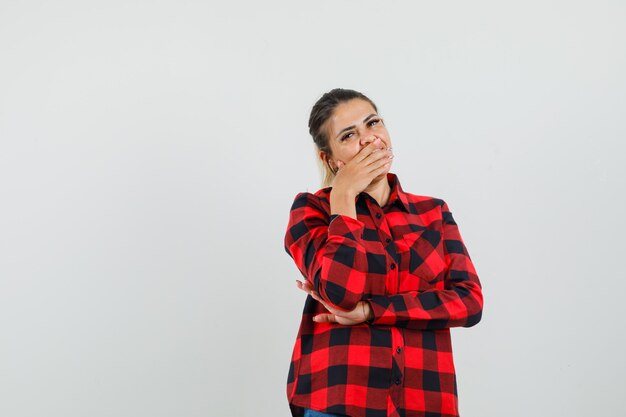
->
[367,174,387,189]
[374,168,391,182]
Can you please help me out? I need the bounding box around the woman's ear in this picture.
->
[319,150,338,173]
[319,150,332,167]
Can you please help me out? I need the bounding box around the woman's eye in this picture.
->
[341,132,353,141]
[368,119,380,126]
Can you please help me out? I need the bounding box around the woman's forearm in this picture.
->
[330,189,357,219]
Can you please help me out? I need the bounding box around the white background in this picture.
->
[1,1,625,416]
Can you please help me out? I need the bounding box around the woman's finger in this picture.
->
[295,280,343,317]
[307,289,339,315]
[295,279,308,292]
[309,290,329,307]
[352,138,383,164]
[296,280,315,295]
[313,314,336,323]
[362,147,393,169]
[365,154,393,175]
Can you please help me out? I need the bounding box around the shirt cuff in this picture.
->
[367,295,395,326]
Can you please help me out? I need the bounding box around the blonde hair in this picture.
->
[315,145,336,187]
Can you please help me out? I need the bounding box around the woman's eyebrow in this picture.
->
[363,113,378,123]
[335,113,379,139]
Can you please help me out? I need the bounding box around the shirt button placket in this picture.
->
[389,329,405,416]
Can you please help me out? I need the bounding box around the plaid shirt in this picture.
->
[284,173,483,417]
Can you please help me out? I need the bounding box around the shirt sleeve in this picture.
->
[367,200,484,329]
[284,192,369,311]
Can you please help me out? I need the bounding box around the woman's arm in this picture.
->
[367,200,483,329]
[294,200,483,329]
[284,192,369,312]
[285,140,393,312]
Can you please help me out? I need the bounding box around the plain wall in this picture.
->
[1,1,625,416]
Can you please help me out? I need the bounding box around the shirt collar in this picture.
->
[385,173,411,212]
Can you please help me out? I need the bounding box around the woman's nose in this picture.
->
[361,135,378,146]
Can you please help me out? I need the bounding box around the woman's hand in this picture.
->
[331,137,393,198]
[295,280,373,325]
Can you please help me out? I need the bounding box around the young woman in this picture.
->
[284,88,483,417]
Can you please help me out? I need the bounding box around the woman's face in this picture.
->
[321,98,392,171]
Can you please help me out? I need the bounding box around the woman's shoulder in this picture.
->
[288,188,331,212]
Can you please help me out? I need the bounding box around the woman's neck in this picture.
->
[364,175,391,207]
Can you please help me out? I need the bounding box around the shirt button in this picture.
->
[394,378,401,385]
[375,213,382,219]
[390,263,396,270]
[396,347,402,354]
[385,238,391,243]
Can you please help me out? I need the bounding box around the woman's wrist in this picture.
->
[330,189,357,219]
[362,301,374,324]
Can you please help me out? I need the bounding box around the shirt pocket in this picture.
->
[396,229,446,291]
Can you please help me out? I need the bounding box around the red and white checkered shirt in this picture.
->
[284,173,483,417]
